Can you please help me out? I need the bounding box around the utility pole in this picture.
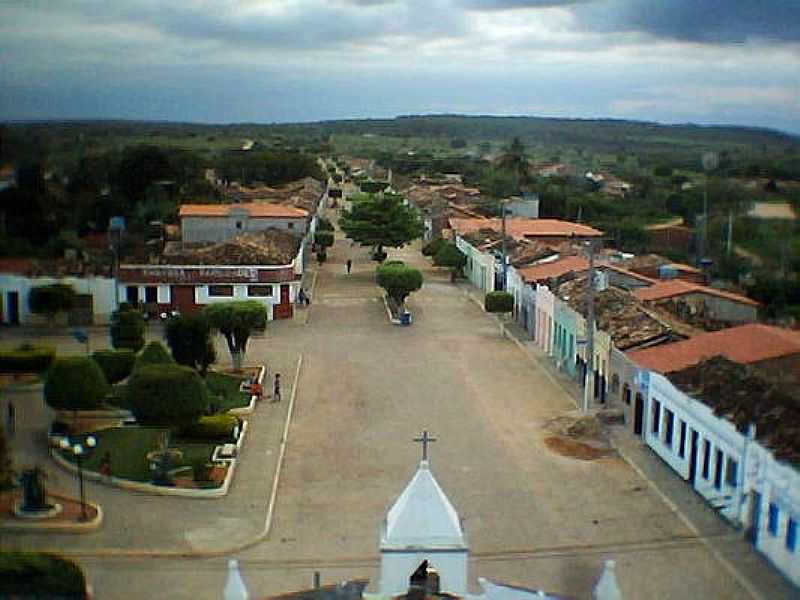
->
[726,210,733,257]
[500,199,508,290]
[583,239,596,413]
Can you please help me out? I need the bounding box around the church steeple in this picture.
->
[379,434,468,597]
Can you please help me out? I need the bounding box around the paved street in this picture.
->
[2,228,795,600]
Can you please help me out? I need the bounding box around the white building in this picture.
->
[641,362,800,585]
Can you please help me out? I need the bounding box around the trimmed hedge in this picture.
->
[317,217,334,231]
[376,263,423,305]
[0,344,55,374]
[91,349,136,384]
[179,414,241,441]
[0,552,87,599]
[485,291,514,313]
[126,364,209,427]
[135,341,175,369]
[44,357,110,411]
[110,306,145,352]
[422,237,447,257]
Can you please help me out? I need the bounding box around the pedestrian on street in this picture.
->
[6,401,15,436]
[297,288,307,306]
[346,259,352,274]
[273,373,281,403]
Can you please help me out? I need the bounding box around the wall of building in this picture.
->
[457,237,495,293]
[0,274,117,325]
[653,293,757,324]
[643,371,800,586]
[534,284,555,355]
[380,550,468,597]
[505,198,540,218]
[181,215,307,243]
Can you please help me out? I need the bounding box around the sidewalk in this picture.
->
[459,281,799,599]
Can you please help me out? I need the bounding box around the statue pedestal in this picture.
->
[13,502,63,520]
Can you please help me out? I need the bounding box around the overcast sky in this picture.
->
[2,0,799,133]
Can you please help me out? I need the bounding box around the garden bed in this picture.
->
[206,370,255,412]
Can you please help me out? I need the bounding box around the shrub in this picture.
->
[179,414,240,441]
[110,306,145,352]
[317,217,334,231]
[384,260,405,267]
[126,364,209,427]
[314,230,334,249]
[422,238,447,257]
[0,551,88,599]
[28,284,75,322]
[164,313,215,375]
[317,250,327,264]
[91,349,136,384]
[376,263,423,306]
[44,357,110,411]
[485,291,514,314]
[135,341,175,370]
[0,345,55,374]
[433,243,467,270]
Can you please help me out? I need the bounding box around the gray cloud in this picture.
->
[574,0,800,43]
[461,0,587,9]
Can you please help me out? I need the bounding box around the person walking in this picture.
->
[272,373,281,403]
[346,259,352,274]
[297,288,307,306]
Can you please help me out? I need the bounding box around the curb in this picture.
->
[381,294,402,325]
[610,436,766,600]
[19,353,305,559]
[229,365,267,416]
[0,493,103,534]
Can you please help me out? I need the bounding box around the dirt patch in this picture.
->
[544,436,613,461]
[542,414,614,460]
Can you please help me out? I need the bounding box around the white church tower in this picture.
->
[379,432,468,597]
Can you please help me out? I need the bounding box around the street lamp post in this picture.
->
[60,435,96,522]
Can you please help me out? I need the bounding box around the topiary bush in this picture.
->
[422,238,447,257]
[125,364,209,427]
[485,291,514,314]
[110,305,146,352]
[44,357,110,411]
[135,341,175,370]
[317,217,334,231]
[179,414,241,441]
[0,344,55,374]
[376,263,423,306]
[0,551,88,599]
[91,349,136,384]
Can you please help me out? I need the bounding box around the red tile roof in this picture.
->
[450,218,602,239]
[179,203,308,218]
[517,256,589,283]
[627,323,800,373]
[632,279,759,306]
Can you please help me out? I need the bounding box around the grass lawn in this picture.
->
[57,428,216,483]
[205,371,252,412]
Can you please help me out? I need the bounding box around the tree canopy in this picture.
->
[164,313,216,376]
[204,301,267,370]
[110,305,146,352]
[125,364,209,427]
[376,263,423,307]
[44,357,110,411]
[339,192,424,252]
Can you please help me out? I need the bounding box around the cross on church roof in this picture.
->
[413,430,437,461]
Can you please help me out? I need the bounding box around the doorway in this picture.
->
[633,393,644,436]
[171,285,198,314]
[6,291,19,325]
[688,430,699,485]
[273,284,294,319]
[748,491,762,544]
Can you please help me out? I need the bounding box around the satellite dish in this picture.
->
[702,152,719,172]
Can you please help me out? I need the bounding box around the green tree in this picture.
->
[164,313,216,376]
[0,552,88,598]
[125,364,209,428]
[28,284,75,324]
[135,341,175,370]
[204,301,267,371]
[496,137,529,185]
[91,349,136,384]
[485,291,514,314]
[110,305,146,352]
[433,243,467,281]
[44,357,110,411]
[376,263,423,308]
[314,230,334,250]
[339,192,424,257]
